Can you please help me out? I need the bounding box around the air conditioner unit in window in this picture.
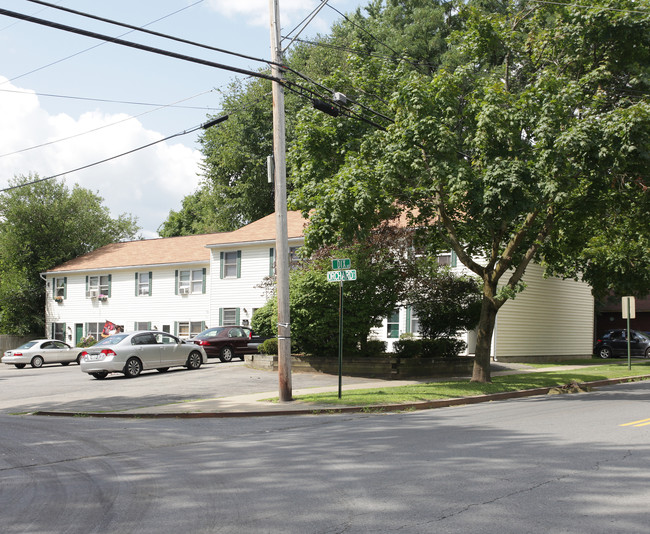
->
[89,289,99,298]
[179,287,190,295]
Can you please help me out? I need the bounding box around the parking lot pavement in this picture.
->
[5,359,638,417]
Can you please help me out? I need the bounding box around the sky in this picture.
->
[0,0,367,238]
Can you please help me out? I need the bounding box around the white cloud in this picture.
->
[0,78,202,239]
[206,0,344,32]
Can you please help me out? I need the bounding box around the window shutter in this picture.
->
[451,250,457,268]
[219,308,223,326]
[220,252,224,279]
[63,277,67,299]
[235,308,240,325]
[202,320,207,331]
[52,278,56,299]
[175,270,179,295]
[135,273,139,296]
[406,307,412,333]
[236,251,241,278]
[148,271,153,296]
[202,268,206,294]
[269,248,275,276]
[107,274,112,297]
[174,321,178,336]
[85,276,89,297]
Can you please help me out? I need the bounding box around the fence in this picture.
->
[0,335,38,353]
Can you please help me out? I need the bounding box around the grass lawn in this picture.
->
[292,360,650,406]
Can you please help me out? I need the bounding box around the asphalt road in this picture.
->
[1,364,649,533]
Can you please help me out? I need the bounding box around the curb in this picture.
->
[30,375,650,419]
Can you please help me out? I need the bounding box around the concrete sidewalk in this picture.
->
[34,362,643,419]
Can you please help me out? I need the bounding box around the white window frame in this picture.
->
[387,310,400,339]
[87,275,110,298]
[223,251,238,279]
[222,308,237,326]
[137,272,152,296]
[177,321,204,338]
[178,269,204,295]
[54,277,66,298]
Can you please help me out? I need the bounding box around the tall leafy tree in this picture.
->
[0,175,140,334]
[289,0,650,382]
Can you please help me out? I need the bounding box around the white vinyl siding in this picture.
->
[493,263,594,360]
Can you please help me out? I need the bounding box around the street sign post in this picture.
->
[327,261,356,398]
[623,296,636,370]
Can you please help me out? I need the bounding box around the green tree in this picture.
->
[406,258,482,340]
[289,0,650,382]
[0,175,140,334]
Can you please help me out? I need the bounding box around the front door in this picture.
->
[75,324,83,346]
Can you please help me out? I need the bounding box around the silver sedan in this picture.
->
[80,331,208,379]
[2,339,83,368]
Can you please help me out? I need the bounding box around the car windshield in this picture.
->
[95,334,129,346]
[16,341,38,349]
[196,327,227,338]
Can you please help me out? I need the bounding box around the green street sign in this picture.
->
[327,269,357,282]
[331,258,351,270]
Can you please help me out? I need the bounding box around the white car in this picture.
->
[2,339,83,368]
[80,331,208,379]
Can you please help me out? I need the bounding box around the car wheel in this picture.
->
[91,372,108,380]
[645,347,650,359]
[598,346,612,359]
[219,346,234,362]
[76,354,82,365]
[186,351,202,370]
[124,357,142,378]
[157,367,170,373]
[61,362,70,366]
[14,363,26,369]
[31,355,44,368]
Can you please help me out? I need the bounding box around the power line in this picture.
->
[529,0,650,14]
[25,0,281,69]
[0,87,220,110]
[0,89,216,159]
[0,8,281,84]
[0,114,228,193]
[3,0,206,86]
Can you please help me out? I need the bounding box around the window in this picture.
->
[135,322,151,330]
[51,322,65,342]
[387,310,400,339]
[176,269,205,294]
[85,322,104,341]
[176,321,205,338]
[407,308,421,336]
[289,246,302,269]
[53,277,66,300]
[436,251,458,268]
[220,251,241,279]
[221,308,239,326]
[87,275,111,298]
[136,272,152,296]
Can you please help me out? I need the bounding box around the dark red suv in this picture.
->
[190,326,264,362]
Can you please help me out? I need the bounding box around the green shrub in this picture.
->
[259,337,278,355]
[394,338,467,359]
[357,339,387,357]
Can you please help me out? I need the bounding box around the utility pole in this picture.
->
[269,0,292,401]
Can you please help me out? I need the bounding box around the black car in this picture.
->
[594,329,650,359]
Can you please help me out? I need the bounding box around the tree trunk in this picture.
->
[471,295,499,383]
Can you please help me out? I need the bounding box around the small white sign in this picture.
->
[622,296,636,319]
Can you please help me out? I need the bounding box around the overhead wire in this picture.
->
[0,87,220,110]
[0,8,281,83]
[3,0,206,86]
[25,0,281,69]
[0,89,217,159]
